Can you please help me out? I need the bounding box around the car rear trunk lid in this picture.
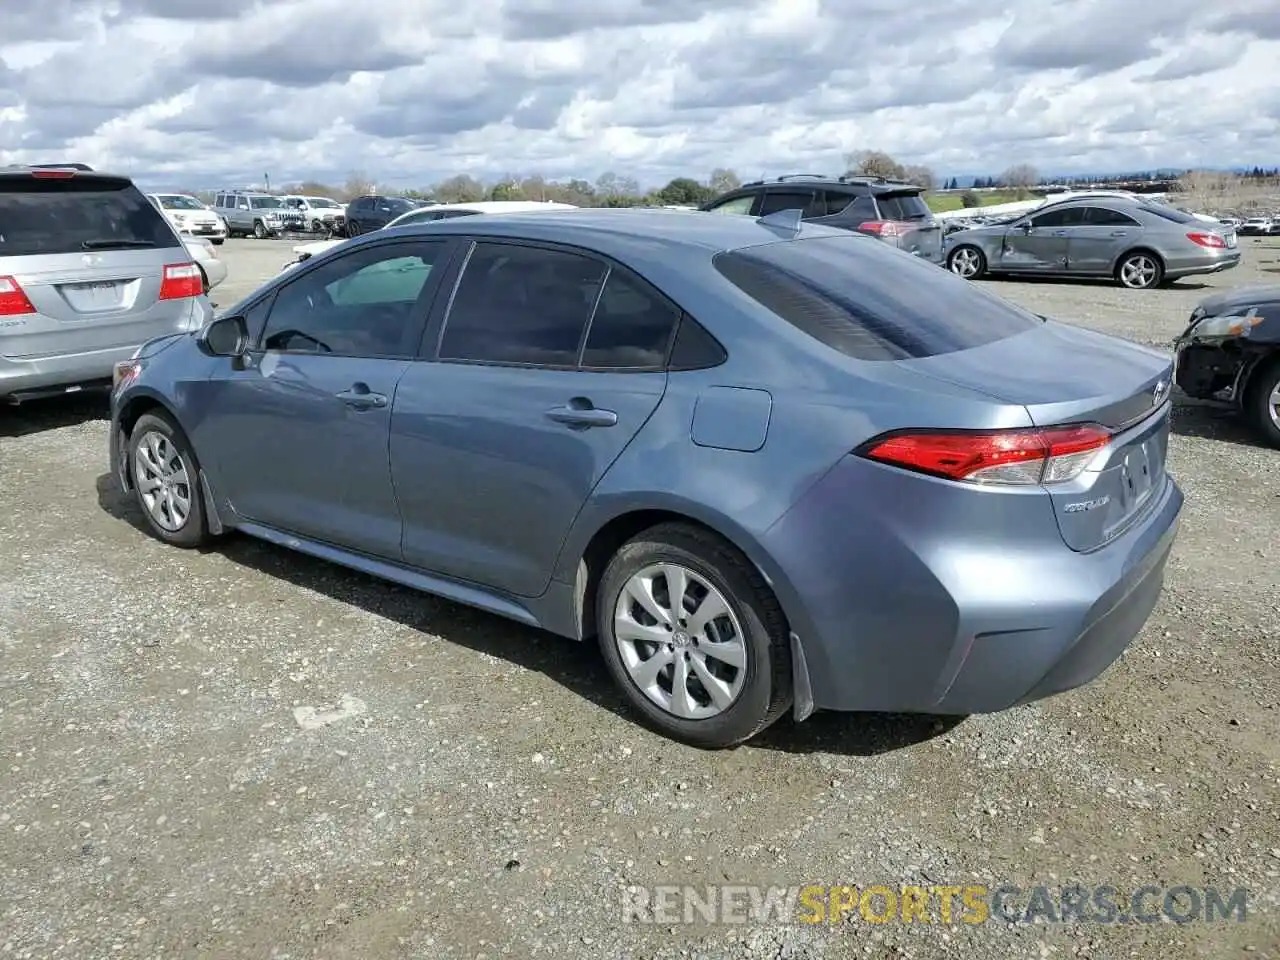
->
[903,320,1174,552]
[873,191,943,263]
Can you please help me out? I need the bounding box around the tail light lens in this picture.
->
[30,169,77,179]
[1186,232,1226,248]
[859,423,1112,485]
[0,276,36,316]
[159,262,203,300]
[857,220,908,238]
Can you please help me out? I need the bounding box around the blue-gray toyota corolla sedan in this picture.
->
[109,208,1182,748]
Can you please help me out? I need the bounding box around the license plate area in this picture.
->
[59,280,127,312]
[1226,233,1237,248]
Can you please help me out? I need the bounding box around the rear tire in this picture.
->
[1116,250,1163,289]
[127,412,211,548]
[595,523,792,749]
[212,238,225,246]
[1244,356,1280,449]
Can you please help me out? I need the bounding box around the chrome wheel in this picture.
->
[133,430,193,532]
[613,562,748,719]
[949,247,982,278]
[1269,380,1280,432]
[1120,254,1159,289]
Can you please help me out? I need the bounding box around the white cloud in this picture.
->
[0,0,1275,190]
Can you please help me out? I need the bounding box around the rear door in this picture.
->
[390,239,676,597]
[873,191,943,262]
[0,172,200,360]
[1066,205,1141,274]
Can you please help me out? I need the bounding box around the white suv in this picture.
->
[280,195,346,233]
[147,193,227,244]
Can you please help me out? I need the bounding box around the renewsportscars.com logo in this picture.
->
[622,884,1249,926]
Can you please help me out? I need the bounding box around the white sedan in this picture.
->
[278,200,578,273]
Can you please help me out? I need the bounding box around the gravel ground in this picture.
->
[1,237,1278,960]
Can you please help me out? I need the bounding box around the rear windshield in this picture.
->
[1139,203,1196,224]
[713,236,1042,361]
[0,177,180,256]
[873,192,931,221]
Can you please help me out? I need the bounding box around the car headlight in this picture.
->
[1187,308,1263,339]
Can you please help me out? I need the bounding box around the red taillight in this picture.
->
[857,220,908,238]
[158,262,203,300]
[860,423,1112,485]
[0,276,35,316]
[30,169,77,179]
[1186,232,1226,248]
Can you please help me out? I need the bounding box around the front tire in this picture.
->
[1116,250,1163,289]
[1245,357,1280,449]
[948,245,987,280]
[212,238,225,246]
[253,220,267,239]
[127,412,210,548]
[596,523,792,749]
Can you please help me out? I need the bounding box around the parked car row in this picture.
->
[1237,216,1280,236]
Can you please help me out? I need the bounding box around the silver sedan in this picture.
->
[944,197,1240,289]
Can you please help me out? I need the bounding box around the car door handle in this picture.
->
[1110,231,1129,237]
[545,400,617,428]
[335,383,388,409]
[1052,230,1069,236]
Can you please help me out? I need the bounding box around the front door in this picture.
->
[997,205,1084,272]
[1065,205,1141,275]
[391,239,681,597]
[196,238,455,558]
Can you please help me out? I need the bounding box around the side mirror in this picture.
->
[1018,222,1034,232]
[199,314,249,358]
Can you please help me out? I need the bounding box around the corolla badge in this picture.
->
[1063,495,1110,514]
[1151,380,1169,407]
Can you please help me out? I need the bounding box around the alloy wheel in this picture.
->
[613,562,748,719]
[1120,255,1158,289]
[949,247,981,278]
[1268,380,1280,432]
[133,431,193,532]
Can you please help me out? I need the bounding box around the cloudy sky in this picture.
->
[0,0,1276,191]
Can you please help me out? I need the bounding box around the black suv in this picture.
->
[700,174,943,263]
[344,195,420,235]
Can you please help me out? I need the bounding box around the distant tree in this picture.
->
[902,164,935,191]
[960,189,980,208]
[845,150,906,180]
[433,174,486,203]
[657,177,712,206]
[343,172,375,199]
[595,171,640,201]
[1000,164,1039,198]
[489,178,523,201]
[708,168,741,195]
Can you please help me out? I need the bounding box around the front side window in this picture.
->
[438,242,606,366]
[705,194,755,216]
[258,241,447,358]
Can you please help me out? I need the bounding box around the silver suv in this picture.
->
[0,165,211,403]
[212,191,294,239]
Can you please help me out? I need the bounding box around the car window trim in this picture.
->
[425,236,684,374]
[251,237,458,361]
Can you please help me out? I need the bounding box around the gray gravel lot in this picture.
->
[2,236,1278,960]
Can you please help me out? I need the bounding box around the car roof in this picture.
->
[738,175,924,193]
[417,200,577,213]
[379,206,852,253]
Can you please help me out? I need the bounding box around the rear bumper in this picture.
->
[1165,251,1240,279]
[760,455,1183,715]
[0,344,141,401]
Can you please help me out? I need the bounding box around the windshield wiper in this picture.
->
[81,239,156,250]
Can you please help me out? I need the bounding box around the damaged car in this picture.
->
[1173,285,1280,447]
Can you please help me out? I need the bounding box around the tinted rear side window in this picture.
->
[874,192,930,220]
[713,236,1042,361]
[0,177,180,256]
[1139,203,1196,224]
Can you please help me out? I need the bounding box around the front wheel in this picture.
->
[1117,251,1163,289]
[253,220,267,239]
[596,523,792,748]
[948,245,987,280]
[1245,357,1280,449]
[127,412,211,548]
[211,238,225,246]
